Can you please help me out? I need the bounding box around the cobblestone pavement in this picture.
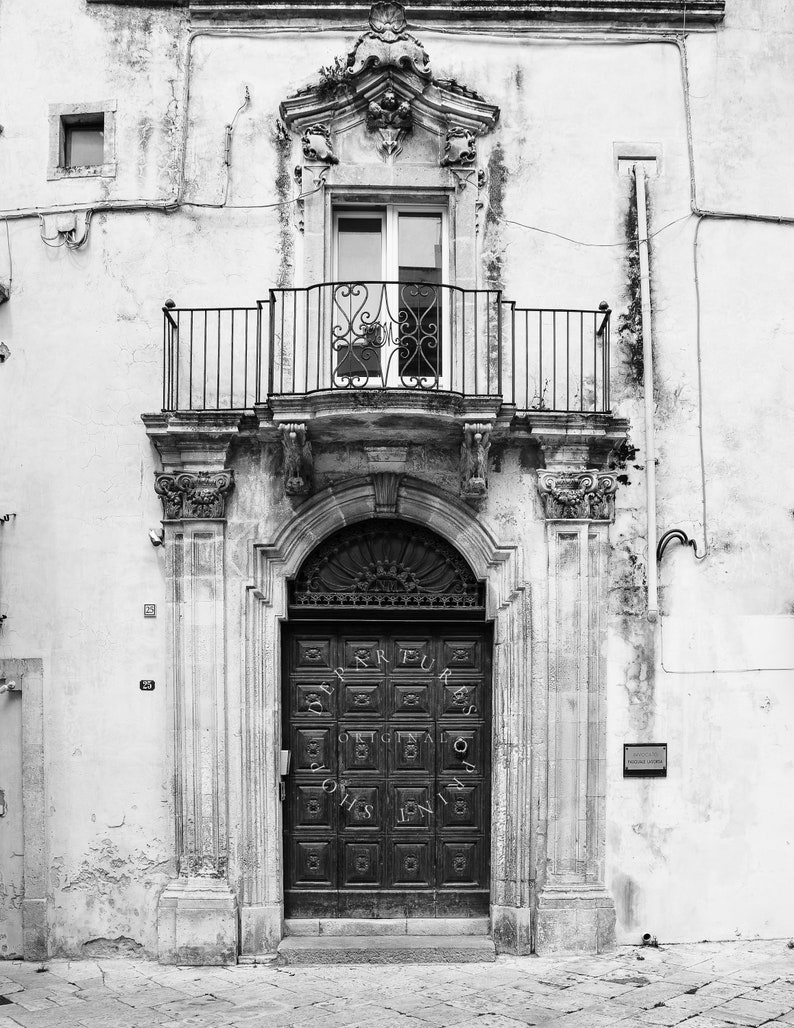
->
[0,940,793,1028]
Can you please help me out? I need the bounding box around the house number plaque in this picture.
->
[623,743,667,778]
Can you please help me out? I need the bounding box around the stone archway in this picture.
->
[238,474,535,955]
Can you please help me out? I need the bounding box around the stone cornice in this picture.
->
[521,411,630,470]
[142,411,244,472]
[186,0,724,25]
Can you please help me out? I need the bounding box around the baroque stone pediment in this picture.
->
[280,2,499,147]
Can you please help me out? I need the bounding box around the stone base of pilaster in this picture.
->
[491,905,533,955]
[157,878,238,965]
[240,903,283,957]
[535,884,615,955]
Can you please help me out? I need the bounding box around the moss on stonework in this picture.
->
[274,123,294,289]
[618,175,644,387]
[483,144,507,288]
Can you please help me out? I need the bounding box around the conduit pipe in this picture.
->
[635,163,658,622]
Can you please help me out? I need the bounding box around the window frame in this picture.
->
[330,202,450,388]
[332,203,448,284]
[48,101,117,180]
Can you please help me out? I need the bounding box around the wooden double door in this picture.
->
[283,622,492,918]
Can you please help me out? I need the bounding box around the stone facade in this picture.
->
[1,0,793,965]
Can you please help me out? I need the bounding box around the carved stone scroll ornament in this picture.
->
[347,2,431,79]
[536,470,618,521]
[279,422,313,497]
[300,124,339,164]
[441,127,477,167]
[154,470,234,520]
[460,422,492,501]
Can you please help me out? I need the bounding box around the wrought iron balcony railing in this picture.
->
[160,283,611,416]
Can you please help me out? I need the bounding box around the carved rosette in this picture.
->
[154,470,234,520]
[279,422,313,497]
[536,470,618,521]
[440,127,477,167]
[301,124,339,164]
[460,422,492,501]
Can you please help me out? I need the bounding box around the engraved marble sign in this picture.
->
[623,743,667,778]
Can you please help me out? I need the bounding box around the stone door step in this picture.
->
[278,935,496,965]
[284,917,490,937]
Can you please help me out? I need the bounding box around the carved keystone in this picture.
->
[279,423,313,497]
[460,423,492,501]
[536,470,618,521]
[154,470,234,520]
[372,472,402,513]
[367,91,413,159]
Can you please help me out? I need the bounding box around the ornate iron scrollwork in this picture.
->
[330,281,442,389]
[291,519,484,610]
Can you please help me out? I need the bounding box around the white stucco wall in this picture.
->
[0,0,792,954]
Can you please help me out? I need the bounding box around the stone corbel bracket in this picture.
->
[536,469,618,522]
[280,422,313,497]
[154,470,235,520]
[460,422,492,502]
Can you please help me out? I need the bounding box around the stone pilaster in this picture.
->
[153,470,238,965]
[535,470,616,954]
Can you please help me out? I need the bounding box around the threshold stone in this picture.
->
[277,934,496,964]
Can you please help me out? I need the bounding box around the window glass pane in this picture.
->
[337,217,383,281]
[65,124,104,168]
[398,214,442,283]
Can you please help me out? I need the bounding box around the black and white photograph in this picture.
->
[1,0,793,1023]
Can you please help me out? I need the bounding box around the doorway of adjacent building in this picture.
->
[0,682,23,957]
[281,519,491,919]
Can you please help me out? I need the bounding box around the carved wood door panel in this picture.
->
[283,623,491,918]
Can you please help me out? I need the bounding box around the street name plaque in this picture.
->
[623,743,667,778]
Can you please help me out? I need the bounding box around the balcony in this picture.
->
[161,281,611,417]
[151,281,622,465]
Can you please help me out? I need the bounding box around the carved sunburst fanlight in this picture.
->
[290,519,484,609]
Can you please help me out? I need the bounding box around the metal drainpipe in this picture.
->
[635,164,658,622]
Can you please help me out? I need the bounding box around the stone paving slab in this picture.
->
[0,940,792,1027]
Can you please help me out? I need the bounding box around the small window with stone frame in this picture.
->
[48,101,117,180]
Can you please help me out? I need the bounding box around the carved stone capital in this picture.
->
[301,124,338,164]
[441,127,477,167]
[154,470,234,520]
[279,422,313,496]
[460,422,492,502]
[536,469,618,521]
